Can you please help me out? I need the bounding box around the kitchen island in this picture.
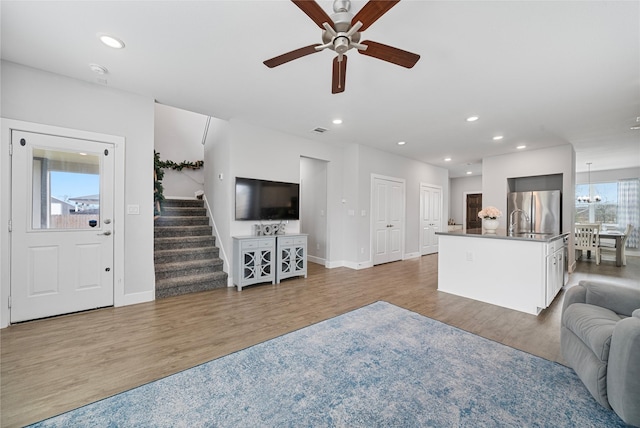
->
[436,228,568,315]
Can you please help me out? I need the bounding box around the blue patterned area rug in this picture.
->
[30,301,629,427]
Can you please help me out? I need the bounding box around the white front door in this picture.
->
[10,130,115,323]
[372,176,404,265]
[420,184,442,255]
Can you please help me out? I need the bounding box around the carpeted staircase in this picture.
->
[154,199,227,298]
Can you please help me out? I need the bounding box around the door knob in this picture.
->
[98,230,112,236]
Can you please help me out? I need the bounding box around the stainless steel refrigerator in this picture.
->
[507,190,561,234]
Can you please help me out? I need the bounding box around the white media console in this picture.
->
[232,234,307,291]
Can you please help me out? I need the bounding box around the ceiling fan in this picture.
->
[263,0,420,94]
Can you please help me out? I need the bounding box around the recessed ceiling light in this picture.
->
[466,171,473,175]
[89,63,108,74]
[517,145,526,149]
[332,119,342,125]
[397,141,406,146]
[493,135,504,141]
[97,33,125,49]
[79,152,87,156]
[466,116,479,122]
[444,157,452,162]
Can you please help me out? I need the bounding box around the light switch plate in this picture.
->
[127,204,140,215]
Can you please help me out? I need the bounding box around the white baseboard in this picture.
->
[403,252,421,260]
[324,260,374,270]
[356,261,373,269]
[325,260,344,269]
[308,255,326,265]
[339,260,373,270]
[122,290,155,306]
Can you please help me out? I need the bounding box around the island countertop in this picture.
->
[436,228,568,243]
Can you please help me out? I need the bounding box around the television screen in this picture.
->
[235,177,300,221]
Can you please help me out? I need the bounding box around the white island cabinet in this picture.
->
[436,229,567,316]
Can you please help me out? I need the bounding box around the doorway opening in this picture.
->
[465,192,483,230]
[300,157,328,266]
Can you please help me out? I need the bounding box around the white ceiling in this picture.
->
[2,1,638,177]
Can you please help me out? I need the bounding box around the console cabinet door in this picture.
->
[277,235,307,283]
[233,237,275,290]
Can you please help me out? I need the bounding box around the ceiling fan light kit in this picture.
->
[264,0,420,94]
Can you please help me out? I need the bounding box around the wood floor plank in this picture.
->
[1,254,638,427]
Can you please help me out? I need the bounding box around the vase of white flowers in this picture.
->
[477,206,502,233]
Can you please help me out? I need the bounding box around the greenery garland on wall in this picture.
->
[154,150,204,217]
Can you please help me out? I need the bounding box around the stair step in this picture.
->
[160,206,206,217]
[154,198,227,299]
[154,235,216,251]
[154,246,219,264]
[154,216,209,227]
[161,198,204,208]
[155,271,228,299]
[154,225,212,238]
[154,259,224,280]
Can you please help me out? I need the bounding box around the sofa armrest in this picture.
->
[562,283,587,324]
[607,315,640,426]
[578,280,640,317]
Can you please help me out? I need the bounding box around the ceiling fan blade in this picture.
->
[351,0,400,31]
[358,40,420,68]
[291,0,336,30]
[332,55,347,94]
[264,44,322,68]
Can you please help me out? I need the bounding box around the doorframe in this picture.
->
[1,119,126,328]
[462,190,482,231]
[370,173,406,267]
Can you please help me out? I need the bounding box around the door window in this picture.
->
[31,148,101,230]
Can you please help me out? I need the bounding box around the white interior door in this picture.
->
[420,184,442,255]
[373,176,404,265]
[10,130,115,323]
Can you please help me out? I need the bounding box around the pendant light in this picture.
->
[577,162,601,203]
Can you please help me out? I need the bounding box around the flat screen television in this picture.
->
[235,177,300,221]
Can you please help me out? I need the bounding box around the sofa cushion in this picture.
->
[562,303,624,362]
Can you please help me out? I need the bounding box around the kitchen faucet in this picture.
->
[509,209,530,236]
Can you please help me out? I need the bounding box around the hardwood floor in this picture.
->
[2,253,638,427]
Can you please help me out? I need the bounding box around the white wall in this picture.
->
[203,116,232,276]
[482,144,576,267]
[208,122,449,277]
[154,103,206,199]
[340,144,361,267]
[576,167,640,184]
[207,119,347,283]
[1,61,156,327]
[449,175,483,226]
[356,144,450,264]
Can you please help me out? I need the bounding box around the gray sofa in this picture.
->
[561,280,640,426]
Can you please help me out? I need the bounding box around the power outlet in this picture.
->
[466,251,474,261]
